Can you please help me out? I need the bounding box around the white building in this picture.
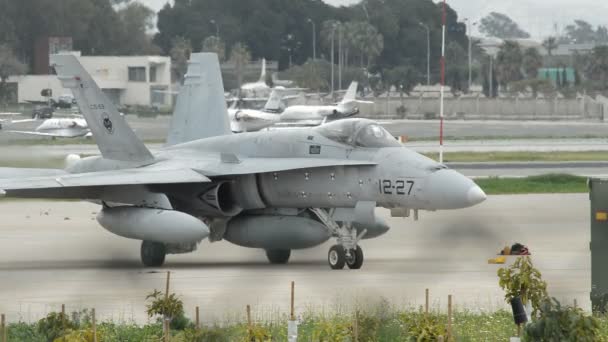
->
[9,54,172,108]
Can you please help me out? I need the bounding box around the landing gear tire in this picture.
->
[141,241,166,267]
[346,246,364,269]
[328,245,346,270]
[265,249,291,264]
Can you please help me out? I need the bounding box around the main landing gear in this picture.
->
[141,241,166,267]
[140,241,198,267]
[311,208,367,270]
[266,249,291,264]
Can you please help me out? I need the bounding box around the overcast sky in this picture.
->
[140,0,608,39]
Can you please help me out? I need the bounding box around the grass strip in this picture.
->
[425,151,608,162]
[475,174,588,195]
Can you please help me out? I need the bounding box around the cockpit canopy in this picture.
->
[315,119,402,148]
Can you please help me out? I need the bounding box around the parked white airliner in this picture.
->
[9,117,91,138]
[279,82,373,124]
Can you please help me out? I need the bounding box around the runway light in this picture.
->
[596,211,608,222]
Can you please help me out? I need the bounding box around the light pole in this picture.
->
[331,25,336,96]
[419,22,430,86]
[307,18,316,61]
[210,19,219,38]
[338,24,343,90]
[489,54,494,98]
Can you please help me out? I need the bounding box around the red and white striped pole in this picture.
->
[439,0,446,164]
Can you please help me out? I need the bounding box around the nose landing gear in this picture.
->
[311,208,367,270]
[328,245,364,270]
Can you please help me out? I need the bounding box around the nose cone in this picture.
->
[467,185,487,206]
[423,169,487,209]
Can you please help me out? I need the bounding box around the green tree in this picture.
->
[0,44,26,104]
[563,20,597,44]
[201,36,226,62]
[446,41,467,92]
[479,12,530,39]
[115,2,160,55]
[230,42,251,89]
[385,64,421,95]
[170,36,192,82]
[496,40,523,87]
[542,37,558,56]
[282,59,329,91]
[522,47,542,79]
[498,256,548,317]
[587,45,608,89]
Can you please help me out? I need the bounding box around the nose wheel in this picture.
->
[328,245,364,270]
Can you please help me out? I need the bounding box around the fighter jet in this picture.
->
[0,53,486,270]
[279,81,373,125]
[8,117,90,138]
[228,89,282,132]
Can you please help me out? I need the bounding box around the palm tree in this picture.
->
[320,20,341,57]
[542,37,558,56]
[349,21,384,69]
[229,42,251,89]
[522,47,542,79]
[496,40,523,87]
[201,36,225,62]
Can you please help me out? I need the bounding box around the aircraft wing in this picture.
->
[7,130,89,138]
[0,168,210,192]
[0,168,67,179]
[1,119,36,124]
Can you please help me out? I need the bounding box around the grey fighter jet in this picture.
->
[0,53,486,270]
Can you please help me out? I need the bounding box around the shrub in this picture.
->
[400,312,447,341]
[7,322,45,342]
[37,312,76,342]
[145,289,185,325]
[311,316,352,341]
[524,298,601,341]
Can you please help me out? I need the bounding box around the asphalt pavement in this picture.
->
[0,195,591,323]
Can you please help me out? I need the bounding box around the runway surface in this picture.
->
[0,195,590,323]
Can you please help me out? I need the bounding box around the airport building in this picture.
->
[8,53,173,108]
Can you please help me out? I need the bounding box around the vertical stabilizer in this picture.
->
[166,53,231,146]
[259,58,267,83]
[50,54,154,164]
[340,81,358,103]
[263,89,283,113]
